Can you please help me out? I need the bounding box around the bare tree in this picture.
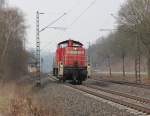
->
[0,0,6,8]
[118,0,150,79]
[0,7,27,80]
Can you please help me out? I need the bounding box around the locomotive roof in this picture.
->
[58,39,83,46]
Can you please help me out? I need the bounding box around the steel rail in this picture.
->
[66,84,150,114]
[47,76,150,114]
[91,78,150,89]
[84,84,150,104]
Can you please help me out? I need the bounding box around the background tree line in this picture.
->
[89,0,150,79]
[0,3,28,81]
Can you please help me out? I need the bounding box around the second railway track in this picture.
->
[84,84,150,104]
[91,78,150,89]
[66,83,150,115]
[48,76,150,114]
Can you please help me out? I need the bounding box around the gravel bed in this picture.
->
[85,79,150,99]
[32,79,148,116]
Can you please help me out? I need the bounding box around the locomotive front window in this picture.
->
[67,50,84,55]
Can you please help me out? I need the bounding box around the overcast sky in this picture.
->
[9,0,125,52]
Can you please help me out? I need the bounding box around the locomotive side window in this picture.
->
[73,43,81,47]
[58,43,68,48]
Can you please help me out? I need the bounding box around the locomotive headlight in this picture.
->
[87,64,91,78]
[74,47,77,50]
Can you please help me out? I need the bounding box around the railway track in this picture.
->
[48,76,150,114]
[91,78,150,89]
[66,83,150,114]
[84,84,150,104]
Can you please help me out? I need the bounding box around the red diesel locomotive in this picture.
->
[53,39,91,84]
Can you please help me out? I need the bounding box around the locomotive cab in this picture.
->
[53,39,90,84]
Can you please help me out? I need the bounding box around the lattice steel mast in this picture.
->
[35,11,66,86]
[36,11,41,85]
[135,33,141,83]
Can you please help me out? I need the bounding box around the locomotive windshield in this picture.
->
[58,43,68,48]
[66,50,84,55]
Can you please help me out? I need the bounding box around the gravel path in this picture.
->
[31,79,148,116]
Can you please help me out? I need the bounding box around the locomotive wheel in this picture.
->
[63,77,66,83]
[77,78,82,85]
[78,80,82,85]
[73,73,77,85]
[59,78,62,83]
[73,78,77,85]
[77,71,82,85]
[58,76,65,83]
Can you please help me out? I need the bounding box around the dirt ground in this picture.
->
[92,71,150,84]
[0,77,148,116]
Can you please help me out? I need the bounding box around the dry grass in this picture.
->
[0,77,144,116]
[143,77,150,84]
[0,81,64,116]
[8,96,52,116]
[0,96,9,113]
